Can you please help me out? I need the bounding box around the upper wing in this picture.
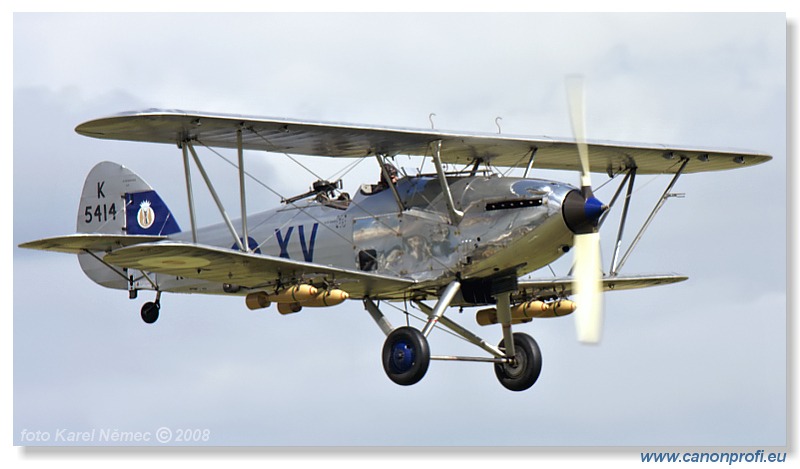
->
[103,241,416,298]
[517,273,688,298]
[76,110,771,175]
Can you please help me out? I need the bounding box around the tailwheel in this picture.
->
[381,326,430,386]
[140,301,160,324]
[494,332,542,391]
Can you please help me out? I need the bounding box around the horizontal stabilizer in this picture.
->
[19,234,169,254]
[518,273,688,299]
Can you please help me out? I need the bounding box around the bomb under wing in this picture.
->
[476,300,577,326]
[246,285,350,313]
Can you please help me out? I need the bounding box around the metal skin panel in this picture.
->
[76,110,772,175]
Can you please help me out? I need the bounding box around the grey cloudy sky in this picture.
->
[11,11,787,453]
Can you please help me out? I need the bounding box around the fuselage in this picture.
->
[143,174,579,296]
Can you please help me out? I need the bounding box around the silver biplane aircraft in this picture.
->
[21,83,770,391]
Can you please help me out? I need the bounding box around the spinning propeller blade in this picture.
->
[573,232,603,343]
[566,75,605,344]
[566,75,592,192]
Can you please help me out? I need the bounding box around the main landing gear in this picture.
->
[382,326,431,385]
[494,332,543,392]
[366,281,543,392]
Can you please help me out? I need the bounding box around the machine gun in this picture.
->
[281,179,343,205]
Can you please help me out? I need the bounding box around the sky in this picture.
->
[8,8,790,461]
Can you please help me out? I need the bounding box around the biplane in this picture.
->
[20,83,770,391]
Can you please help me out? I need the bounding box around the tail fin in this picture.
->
[77,161,180,236]
[76,162,180,291]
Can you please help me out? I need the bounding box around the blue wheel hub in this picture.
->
[389,340,415,373]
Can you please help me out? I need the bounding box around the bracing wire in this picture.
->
[194,138,456,278]
[242,129,459,276]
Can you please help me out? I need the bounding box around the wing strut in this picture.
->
[376,154,405,213]
[598,170,633,228]
[179,129,250,251]
[609,167,637,274]
[185,141,246,251]
[522,147,539,179]
[181,142,199,243]
[468,157,482,177]
[430,140,464,225]
[237,128,250,252]
[614,157,689,274]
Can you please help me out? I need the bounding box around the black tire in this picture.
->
[382,326,431,386]
[141,301,160,324]
[494,332,542,391]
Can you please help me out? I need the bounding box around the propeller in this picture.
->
[565,76,606,344]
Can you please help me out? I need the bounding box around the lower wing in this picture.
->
[103,241,416,299]
[517,273,688,299]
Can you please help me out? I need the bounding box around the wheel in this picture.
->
[141,301,160,324]
[494,332,542,391]
[381,326,431,386]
